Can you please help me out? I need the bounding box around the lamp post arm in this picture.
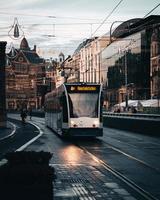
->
[109,21,124,43]
[125,50,128,110]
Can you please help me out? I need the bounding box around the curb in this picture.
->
[0,121,16,141]
[0,121,44,166]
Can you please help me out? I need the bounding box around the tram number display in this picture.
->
[66,85,99,93]
[71,86,96,91]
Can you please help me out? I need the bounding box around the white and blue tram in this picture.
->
[45,83,103,137]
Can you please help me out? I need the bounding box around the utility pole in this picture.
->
[0,41,7,127]
[98,52,101,83]
[125,49,128,111]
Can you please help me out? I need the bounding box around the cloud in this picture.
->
[1,0,160,58]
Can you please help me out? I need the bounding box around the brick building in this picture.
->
[6,37,46,110]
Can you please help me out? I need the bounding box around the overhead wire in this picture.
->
[0,1,124,55]
[0,11,101,21]
[91,0,124,37]
[3,1,160,58]
[143,2,160,18]
[96,2,160,56]
[21,22,113,26]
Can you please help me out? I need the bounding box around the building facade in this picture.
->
[150,27,160,99]
[79,36,110,83]
[6,37,46,110]
[45,58,59,91]
[62,36,110,83]
[101,15,160,109]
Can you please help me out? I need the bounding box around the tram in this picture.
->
[45,82,103,137]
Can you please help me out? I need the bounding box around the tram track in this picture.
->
[8,115,159,199]
[99,140,160,173]
[75,136,160,174]
[75,143,159,200]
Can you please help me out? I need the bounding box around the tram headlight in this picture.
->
[71,120,75,125]
[71,120,78,128]
[93,120,99,127]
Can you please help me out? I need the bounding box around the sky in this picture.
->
[0,0,160,59]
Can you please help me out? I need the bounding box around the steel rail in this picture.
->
[101,140,160,173]
[77,144,159,200]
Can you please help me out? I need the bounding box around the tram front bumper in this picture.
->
[62,128,103,137]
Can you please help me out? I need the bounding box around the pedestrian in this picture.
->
[132,107,137,113]
[20,109,27,123]
[29,107,33,120]
[117,108,121,113]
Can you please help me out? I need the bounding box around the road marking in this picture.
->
[16,121,43,151]
[0,122,16,141]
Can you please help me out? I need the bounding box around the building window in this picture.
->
[15,63,28,73]
[18,57,23,62]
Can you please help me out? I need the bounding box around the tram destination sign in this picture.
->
[66,85,100,93]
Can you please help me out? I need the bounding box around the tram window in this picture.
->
[60,93,68,122]
[68,93,99,118]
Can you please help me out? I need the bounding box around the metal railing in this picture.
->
[103,111,160,120]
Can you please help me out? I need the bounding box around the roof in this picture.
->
[20,37,30,50]
[114,99,159,108]
[59,52,65,57]
[112,18,141,38]
[7,49,44,64]
[7,37,45,65]
[74,37,98,54]
[7,48,19,59]
[22,51,44,64]
[112,15,160,39]
[141,99,159,107]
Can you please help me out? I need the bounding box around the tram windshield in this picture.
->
[68,93,99,118]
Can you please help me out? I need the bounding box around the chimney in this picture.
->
[33,45,36,52]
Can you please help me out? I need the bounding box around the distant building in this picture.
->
[101,15,160,109]
[62,36,110,83]
[45,53,66,89]
[59,52,65,64]
[61,54,80,83]
[6,37,46,110]
[45,58,58,90]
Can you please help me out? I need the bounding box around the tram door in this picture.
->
[56,90,63,132]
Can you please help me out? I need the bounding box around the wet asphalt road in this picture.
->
[75,129,160,199]
[0,118,39,160]
[3,114,160,200]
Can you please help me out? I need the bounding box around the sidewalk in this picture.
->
[0,121,16,141]
[23,121,139,200]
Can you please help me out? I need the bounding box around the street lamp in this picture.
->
[82,69,89,82]
[8,18,24,40]
[109,21,124,43]
[118,47,129,110]
[98,52,101,83]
